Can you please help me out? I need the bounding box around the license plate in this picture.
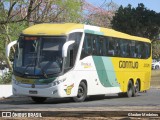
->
[29,90,38,94]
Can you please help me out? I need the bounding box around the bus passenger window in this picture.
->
[137,47,141,58]
[126,42,133,57]
[104,38,108,56]
[70,49,73,67]
[92,38,97,55]
[120,40,129,57]
[87,35,92,55]
[98,37,104,56]
[80,34,87,59]
[114,40,120,57]
[145,43,150,58]
[108,38,116,56]
[130,41,136,58]
[95,37,99,55]
[81,44,86,59]
[142,43,148,59]
[135,42,142,58]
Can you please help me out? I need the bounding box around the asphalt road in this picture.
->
[0,87,160,111]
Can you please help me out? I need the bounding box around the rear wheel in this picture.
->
[133,80,140,97]
[73,82,87,102]
[31,97,47,103]
[126,80,134,97]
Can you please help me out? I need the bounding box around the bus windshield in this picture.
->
[14,36,66,78]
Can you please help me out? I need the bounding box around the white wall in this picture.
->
[0,85,12,98]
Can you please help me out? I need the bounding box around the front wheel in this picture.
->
[73,82,87,102]
[31,97,47,103]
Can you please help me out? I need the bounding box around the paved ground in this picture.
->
[0,88,160,119]
[1,70,160,119]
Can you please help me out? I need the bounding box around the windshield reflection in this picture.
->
[14,36,66,78]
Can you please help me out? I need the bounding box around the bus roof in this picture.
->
[22,23,151,43]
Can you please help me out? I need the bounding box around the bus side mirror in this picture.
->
[6,40,17,57]
[62,40,75,57]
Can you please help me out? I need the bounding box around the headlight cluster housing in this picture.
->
[51,78,66,86]
[12,75,66,87]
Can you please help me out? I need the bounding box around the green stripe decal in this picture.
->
[85,30,104,35]
[93,56,119,87]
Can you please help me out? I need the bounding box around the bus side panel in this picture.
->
[112,57,151,92]
[75,56,121,96]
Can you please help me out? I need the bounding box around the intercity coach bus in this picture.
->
[6,23,151,103]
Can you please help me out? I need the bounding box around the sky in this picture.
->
[87,0,160,13]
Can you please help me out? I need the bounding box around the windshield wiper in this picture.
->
[39,61,60,78]
[38,63,48,78]
[21,64,34,77]
[40,67,48,78]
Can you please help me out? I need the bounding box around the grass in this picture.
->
[151,70,160,88]
[151,70,160,77]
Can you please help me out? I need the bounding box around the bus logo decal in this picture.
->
[81,62,92,68]
[119,61,138,69]
[64,84,74,95]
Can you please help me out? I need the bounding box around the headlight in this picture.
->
[50,78,66,86]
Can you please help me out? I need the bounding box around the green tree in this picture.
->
[111,3,160,58]
[111,3,160,40]
[0,0,29,70]
[56,0,83,23]
[0,0,83,71]
[152,40,160,59]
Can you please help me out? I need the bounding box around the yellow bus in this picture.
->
[7,23,151,103]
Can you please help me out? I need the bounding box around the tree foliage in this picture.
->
[111,3,160,58]
[0,0,83,71]
[152,41,160,59]
[111,3,160,40]
[83,1,118,28]
[0,0,83,25]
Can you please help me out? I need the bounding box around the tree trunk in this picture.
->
[5,54,12,71]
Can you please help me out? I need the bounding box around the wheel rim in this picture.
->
[135,81,139,93]
[128,83,132,95]
[77,86,84,98]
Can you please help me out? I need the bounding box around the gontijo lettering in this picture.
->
[119,61,138,69]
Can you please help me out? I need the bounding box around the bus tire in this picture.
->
[31,97,47,103]
[133,80,140,97]
[73,82,87,102]
[126,80,134,98]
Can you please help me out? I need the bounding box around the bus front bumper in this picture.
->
[12,83,65,98]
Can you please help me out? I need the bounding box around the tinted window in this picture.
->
[80,33,151,59]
